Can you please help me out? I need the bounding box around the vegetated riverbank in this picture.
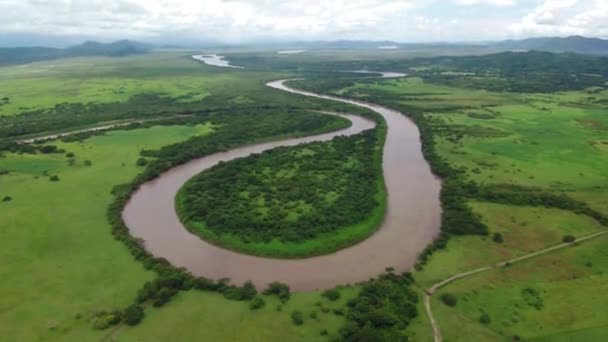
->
[297,71,608,340]
[175,125,387,258]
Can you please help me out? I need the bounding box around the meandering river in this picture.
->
[123,69,441,291]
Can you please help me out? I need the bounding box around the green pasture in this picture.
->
[0,124,215,340]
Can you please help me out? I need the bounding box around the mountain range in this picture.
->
[1,36,608,67]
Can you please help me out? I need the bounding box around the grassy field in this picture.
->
[0,124,214,340]
[0,53,229,116]
[325,74,608,340]
[338,76,608,215]
[114,287,358,341]
[0,122,362,341]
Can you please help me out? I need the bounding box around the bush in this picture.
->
[136,158,148,167]
[2,196,11,202]
[40,145,60,154]
[84,160,92,166]
[291,310,304,325]
[440,293,458,307]
[123,305,144,326]
[563,235,576,243]
[66,152,75,158]
[479,312,491,325]
[49,175,60,182]
[249,296,265,310]
[493,232,504,243]
[263,282,291,302]
[320,329,328,336]
[0,169,8,175]
[322,289,341,301]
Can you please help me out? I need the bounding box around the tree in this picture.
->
[440,293,458,307]
[249,296,265,310]
[123,305,144,326]
[291,310,304,325]
[492,232,504,243]
[263,282,290,302]
[136,158,148,167]
[322,289,341,301]
[479,312,491,325]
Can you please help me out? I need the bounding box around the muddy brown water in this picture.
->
[123,79,441,291]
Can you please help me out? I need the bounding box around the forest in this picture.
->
[177,129,383,255]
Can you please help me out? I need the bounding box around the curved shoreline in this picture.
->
[123,79,441,291]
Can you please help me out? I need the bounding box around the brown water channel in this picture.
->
[123,79,441,291]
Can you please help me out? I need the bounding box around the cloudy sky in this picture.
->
[0,0,607,44]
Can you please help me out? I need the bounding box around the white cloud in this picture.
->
[453,0,516,6]
[0,0,606,43]
[510,0,608,37]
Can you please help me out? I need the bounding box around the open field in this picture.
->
[308,71,608,340]
[114,287,359,341]
[335,76,608,216]
[0,124,214,340]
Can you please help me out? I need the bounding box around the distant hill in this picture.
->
[494,36,608,55]
[0,40,151,66]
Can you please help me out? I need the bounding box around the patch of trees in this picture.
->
[0,141,64,156]
[178,130,380,245]
[1,74,373,141]
[339,272,418,341]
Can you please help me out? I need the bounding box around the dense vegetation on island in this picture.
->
[177,128,385,257]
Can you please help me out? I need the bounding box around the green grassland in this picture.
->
[0,53,215,116]
[0,124,214,340]
[323,74,608,341]
[338,76,608,215]
[0,122,367,341]
[114,287,359,341]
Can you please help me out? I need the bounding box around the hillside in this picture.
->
[0,40,151,66]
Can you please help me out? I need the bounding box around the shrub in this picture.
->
[493,232,504,243]
[49,175,60,182]
[40,145,60,154]
[84,160,93,166]
[66,152,75,158]
[333,308,345,316]
[320,329,328,336]
[440,293,458,307]
[249,296,265,311]
[479,312,491,325]
[136,158,148,167]
[0,169,8,175]
[291,310,304,325]
[2,196,11,202]
[322,289,341,301]
[123,305,144,326]
[263,282,291,302]
[562,235,576,243]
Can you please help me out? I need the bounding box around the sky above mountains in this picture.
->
[0,0,607,44]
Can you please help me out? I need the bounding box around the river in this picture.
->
[123,73,441,291]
